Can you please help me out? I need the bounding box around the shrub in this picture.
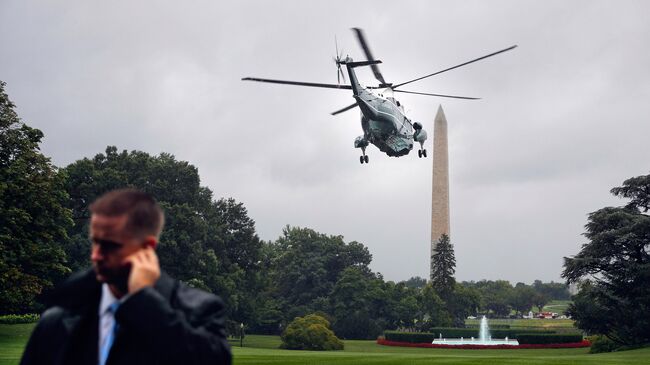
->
[517,333,583,344]
[589,335,622,353]
[281,314,344,351]
[0,314,40,324]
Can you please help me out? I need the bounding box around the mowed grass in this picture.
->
[0,324,34,365]
[543,300,572,314]
[4,324,650,365]
[232,335,650,365]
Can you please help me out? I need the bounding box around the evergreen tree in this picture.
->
[563,173,650,344]
[430,234,456,297]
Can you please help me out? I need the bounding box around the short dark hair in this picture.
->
[89,189,165,238]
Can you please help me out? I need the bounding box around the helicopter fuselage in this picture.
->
[347,63,426,158]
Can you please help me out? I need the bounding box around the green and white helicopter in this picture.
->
[243,28,516,164]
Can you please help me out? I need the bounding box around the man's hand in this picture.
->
[125,246,161,294]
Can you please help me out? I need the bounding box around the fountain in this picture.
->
[431,316,519,346]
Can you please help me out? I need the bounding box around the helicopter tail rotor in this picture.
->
[333,35,346,84]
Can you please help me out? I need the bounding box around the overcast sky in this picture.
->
[2,1,649,284]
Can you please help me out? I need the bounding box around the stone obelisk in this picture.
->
[431,105,450,279]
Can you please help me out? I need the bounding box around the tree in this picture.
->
[562,173,650,345]
[267,226,372,320]
[532,280,570,301]
[328,267,389,339]
[416,283,452,331]
[532,292,549,313]
[477,280,513,317]
[0,81,73,313]
[61,147,264,325]
[430,234,456,298]
[510,283,536,316]
[446,283,481,326]
[402,276,427,289]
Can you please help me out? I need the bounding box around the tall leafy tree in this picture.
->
[402,276,427,289]
[563,173,650,345]
[446,283,481,326]
[265,226,373,325]
[0,81,72,313]
[430,234,456,298]
[510,283,536,316]
[475,280,514,317]
[61,147,263,324]
[417,283,452,330]
[328,267,382,339]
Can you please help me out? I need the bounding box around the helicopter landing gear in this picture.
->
[355,136,370,164]
[359,148,369,164]
[418,141,427,158]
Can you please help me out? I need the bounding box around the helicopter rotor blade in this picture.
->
[242,77,352,90]
[392,45,518,89]
[333,36,347,85]
[352,27,387,85]
[393,89,480,100]
[331,102,359,115]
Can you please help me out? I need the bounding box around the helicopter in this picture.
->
[243,28,516,164]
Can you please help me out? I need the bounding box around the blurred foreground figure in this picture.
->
[21,189,232,365]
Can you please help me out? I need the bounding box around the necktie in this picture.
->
[99,302,120,365]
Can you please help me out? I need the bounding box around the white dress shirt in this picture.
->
[98,284,119,361]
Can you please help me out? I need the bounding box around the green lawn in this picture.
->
[231,335,650,365]
[4,325,650,365]
[543,300,572,314]
[0,324,33,365]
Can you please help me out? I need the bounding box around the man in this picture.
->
[21,189,232,365]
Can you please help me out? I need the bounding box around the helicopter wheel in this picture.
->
[364,155,369,163]
[418,150,422,158]
[423,149,427,158]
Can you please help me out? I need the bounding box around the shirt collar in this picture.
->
[99,283,119,316]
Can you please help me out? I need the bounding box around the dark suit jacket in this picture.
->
[20,269,232,365]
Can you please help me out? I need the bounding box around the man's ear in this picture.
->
[144,236,158,249]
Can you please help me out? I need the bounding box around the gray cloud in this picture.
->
[2,0,649,284]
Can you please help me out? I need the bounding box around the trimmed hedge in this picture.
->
[517,333,583,345]
[384,331,434,343]
[0,314,40,324]
[466,324,510,329]
[430,328,556,339]
[492,329,556,338]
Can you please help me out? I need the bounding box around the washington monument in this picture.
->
[430,105,450,279]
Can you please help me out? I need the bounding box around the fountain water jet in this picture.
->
[431,315,519,346]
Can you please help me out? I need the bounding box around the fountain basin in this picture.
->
[432,338,519,346]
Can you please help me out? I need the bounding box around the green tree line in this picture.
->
[0,81,593,342]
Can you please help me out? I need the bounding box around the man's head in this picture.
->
[89,189,164,287]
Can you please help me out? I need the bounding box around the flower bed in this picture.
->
[376,338,591,350]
